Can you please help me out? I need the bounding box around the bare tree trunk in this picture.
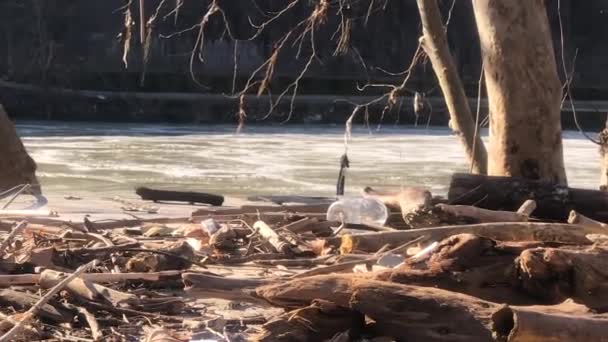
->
[415,0,488,174]
[472,0,567,184]
[599,120,608,191]
[0,104,40,195]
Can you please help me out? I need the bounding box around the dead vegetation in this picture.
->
[2,173,608,340]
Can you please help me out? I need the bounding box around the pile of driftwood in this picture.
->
[2,173,608,341]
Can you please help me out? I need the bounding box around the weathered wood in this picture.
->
[0,289,73,323]
[0,271,183,287]
[516,199,537,216]
[326,222,599,253]
[568,210,608,230]
[516,247,608,311]
[437,204,529,223]
[0,260,96,342]
[415,0,487,174]
[472,0,566,184]
[493,303,608,342]
[39,269,139,307]
[293,236,425,279]
[0,221,26,255]
[256,274,608,341]
[182,272,271,303]
[448,173,608,221]
[254,299,364,342]
[256,275,498,340]
[136,186,224,206]
[379,234,553,305]
[191,204,329,217]
[600,121,608,191]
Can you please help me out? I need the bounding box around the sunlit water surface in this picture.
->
[16,123,600,199]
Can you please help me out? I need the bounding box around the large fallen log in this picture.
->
[135,187,224,206]
[493,303,608,342]
[325,222,602,253]
[448,173,608,221]
[255,274,608,341]
[384,235,608,311]
[377,234,546,305]
[516,247,608,311]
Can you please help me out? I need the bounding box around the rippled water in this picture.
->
[16,122,601,199]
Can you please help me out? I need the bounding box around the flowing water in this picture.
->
[16,122,601,199]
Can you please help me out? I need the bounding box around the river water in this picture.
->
[16,122,601,199]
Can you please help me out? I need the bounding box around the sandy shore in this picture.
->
[4,192,260,223]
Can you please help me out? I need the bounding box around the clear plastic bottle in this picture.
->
[326,197,388,225]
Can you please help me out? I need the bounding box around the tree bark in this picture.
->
[0,104,40,195]
[254,299,364,342]
[256,274,608,342]
[472,0,567,184]
[448,173,608,221]
[599,120,608,190]
[325,222,599,253]
[415,0,488,174]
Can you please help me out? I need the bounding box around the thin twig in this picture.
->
[557,0,599,145]
[470,61,485,173]
[1,184,30,210]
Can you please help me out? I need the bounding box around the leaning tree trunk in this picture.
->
[0,104,40,195]
[472,0,567,184]
[415,0,488,175]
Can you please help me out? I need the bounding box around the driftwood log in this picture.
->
[437,204,529,223]
[255,274,608,342]
[378,234,546,305]
[516,247,608,311]
[448,173,608,221]
[325,222,603,253]
[135,187,224,206]
[568,210,608,230]
[0,271,183,287]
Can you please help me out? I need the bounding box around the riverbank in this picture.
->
[3,174,608,340]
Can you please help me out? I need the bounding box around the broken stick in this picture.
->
[0,259,97,342]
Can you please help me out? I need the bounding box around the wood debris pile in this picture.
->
[2,173,608,341]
